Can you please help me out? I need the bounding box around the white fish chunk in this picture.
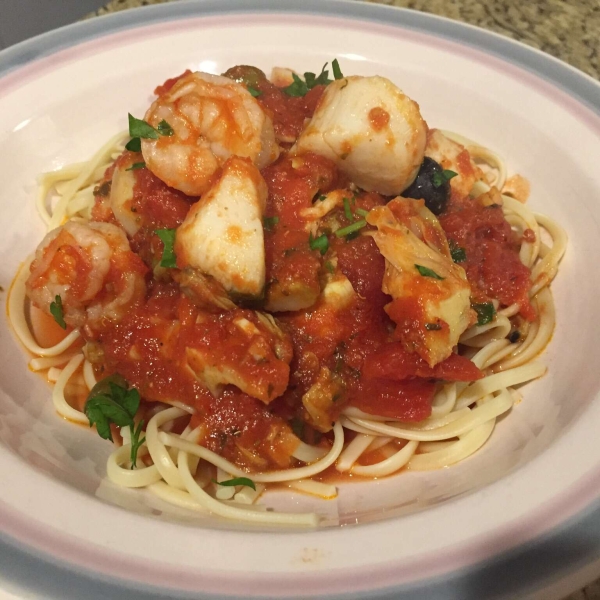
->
[175,157,267,298]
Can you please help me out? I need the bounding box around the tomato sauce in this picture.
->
[439,199,535,320]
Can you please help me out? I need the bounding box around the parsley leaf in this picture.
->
[84,375,145,468]
[432,169,458,188]
[156,228,177,268]
[130,419,146,470]
[212,477,256,491]
[415,264,445,280]
[284,73,309,97]
[156,119,174,136]
[449,240,467,263]
[263,216,279,232]
[332,59,344,80]
[126,162,146,171]
[309,232,329,255]
[472,302,496,326]
[49,295,66,330]
[128,114,159,139]
[284,62,337,97]
[247,86,262,97]
[125,137,142,152]
[324,260,335,274]
[355,208,369,217]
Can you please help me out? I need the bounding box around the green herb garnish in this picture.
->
[49,295,66,329]
[309,232,329,255]
[125,137,142,152]
[284,62,336,97]
[317,194,327,202]
[415,264,444,280]
[247,86,262,97]
[127,114,174,155]
[84,374,145,468]
[432,169,458,188]
[472,302,496,326]
[156,119,174,136]
[324,260,335,274]
[126,162,146,171]
[343,197,353,220]
[335,220,367,238]
[156,228,177,268]
[128,114,159,140]
[449,240,467,263]
[332,58,344,80]
[212,477,256,491]
[263,216,279,232]
[355,208,369,217]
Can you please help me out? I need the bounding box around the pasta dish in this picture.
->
[8,61,566,527]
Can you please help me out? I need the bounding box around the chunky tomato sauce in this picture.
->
[30,69,536,474]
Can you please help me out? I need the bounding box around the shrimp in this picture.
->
[141,71,280,196]
[26,221,147,333]
[294,75,427,196]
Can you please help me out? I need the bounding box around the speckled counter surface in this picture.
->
[91,0,599,80]
[90,0,599,598]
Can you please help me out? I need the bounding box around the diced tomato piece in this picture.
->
[363,342,483,382]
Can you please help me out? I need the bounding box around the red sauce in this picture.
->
[439,199,535,320]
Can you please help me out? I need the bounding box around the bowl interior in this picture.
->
[0,9,599,568]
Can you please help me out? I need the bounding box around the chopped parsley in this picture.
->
[449,240,467,263]
[156,228,177,268]
[309,232,329,255]
[415,264,444,280]
[127,114,174,156]
[263,216,279,232]
[332,58,344,80]
[84,374,145,468]
[212,477,256,491]
[49,295,66,329]
[247,86,262,97]
[335,220,367,238]
[472,302,496,326]
[125,137,142,152]
[317,194,327,202]
[156,119,174,136]
[355,208,369,218]
[324,260,335,274]
[284,61,339,97]
[126,162,146,171]
[432,169,458,188]
[128,114,159,140]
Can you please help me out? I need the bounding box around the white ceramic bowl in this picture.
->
[0,1,599,598]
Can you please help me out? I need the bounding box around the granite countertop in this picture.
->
[91,0,599,80]
[89,1,599,598]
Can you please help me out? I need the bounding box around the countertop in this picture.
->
[89,0,599,80]
[88,0,599,599]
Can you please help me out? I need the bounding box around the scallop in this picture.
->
[294,76,427,196]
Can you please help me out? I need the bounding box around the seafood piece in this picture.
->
[302,366,344,433]
[367,198,474,366]
[185,310,293,404]
[294,76,427,196]
[175,157,268,299]
[141,71,279,196]
[26,221,147,333]
[425,129,483,198]
[109,160,140,236]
